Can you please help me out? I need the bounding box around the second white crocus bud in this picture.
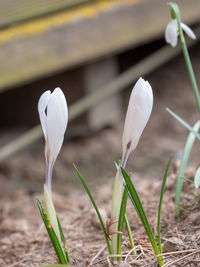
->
[111,77,153,255]
[121,77,153,168]
[165,19,196,47]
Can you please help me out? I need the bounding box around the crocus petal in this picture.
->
[38,90,51,139]
[46,87,68,163]
[181,22,196,40]
[122,77,153,164]
[165,19,178,47]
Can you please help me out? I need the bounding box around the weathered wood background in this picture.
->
[0,0,199,92]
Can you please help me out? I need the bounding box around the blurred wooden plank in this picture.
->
[84,56,121,130]
[0,0,96,28]
[0,35,199,161]
[0,0,199,92]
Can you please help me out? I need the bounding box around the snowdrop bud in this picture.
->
[38,87,68,194]
[165,19,196,47]
[180,22,196,40]
[122,78,153,167]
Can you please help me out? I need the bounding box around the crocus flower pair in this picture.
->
[38,79,153,197]
[165,19,196,47]
[38,78,153,252]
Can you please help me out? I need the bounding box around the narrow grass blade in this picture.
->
[194,167,200,188]
[57,215,70,262]
[175,121,200,219]
[124,213,135,254]
[166,109,200,141]
[36,198,67,264]
[157,156,172,253]
[121,168,164,266]
[117,187,128,261]
[73,164,112,255]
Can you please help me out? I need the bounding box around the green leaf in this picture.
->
[117,187,128,261]
[36,198,68,264]
[175,121,200,219]
[73,164,112,255]
[194,167,200,188]
[121,168,164,266]
[157,156,172,253]
[167,109,200,141]
[56,215,70,262]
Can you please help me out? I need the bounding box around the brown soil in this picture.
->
[0,43,200,266]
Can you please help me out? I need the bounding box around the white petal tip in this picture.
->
[181,22,197,40]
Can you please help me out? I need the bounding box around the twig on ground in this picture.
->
[162,249,200,267]
[183,259,200,266]
[89,245,107,265]
[157,248,200,257]
[125,245,146,263]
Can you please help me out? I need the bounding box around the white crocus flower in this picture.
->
[111,77,153,255]
[38,87,68,196]
[38,87,68,244]
[121,77,153,168]
[165,19,196,47]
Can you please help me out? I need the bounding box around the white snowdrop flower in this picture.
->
[121,77,153,167]
[165,19,196,47]
[38,87,68,195]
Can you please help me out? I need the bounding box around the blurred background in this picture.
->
[0,0,200,197]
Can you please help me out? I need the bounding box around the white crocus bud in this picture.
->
[111,78,153,255]
[38,87,68,196]
[121,77,153,167]
[38,87,68,246]
[165,19,196,47]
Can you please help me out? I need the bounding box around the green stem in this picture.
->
[111,171,123,256]
[124,213,136,255]
[121,168,164,266]
[178,19,200,112]
[117,187,128,261]
[175,121,200,219]
[57,215,70,262]
[157,156,172,253]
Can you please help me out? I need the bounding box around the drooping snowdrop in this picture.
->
[165,19,196,47]
[38,87,68,196]
[121,77,153,168]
